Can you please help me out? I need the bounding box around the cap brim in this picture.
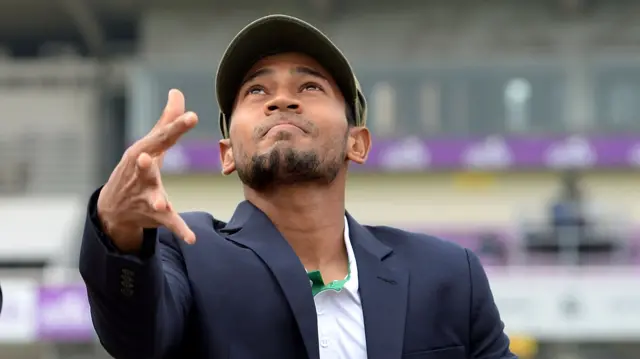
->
[216,15,356,136]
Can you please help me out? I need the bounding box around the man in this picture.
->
[79,14,516,359]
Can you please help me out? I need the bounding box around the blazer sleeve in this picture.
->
[466,249,518,359]
[79,188,191,359]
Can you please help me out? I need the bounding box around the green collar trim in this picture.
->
[308,262,351,297]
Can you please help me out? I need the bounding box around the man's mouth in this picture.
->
[264,121,307,137]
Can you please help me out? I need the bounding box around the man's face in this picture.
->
[219,52,369,191]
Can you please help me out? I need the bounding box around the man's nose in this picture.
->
[264,95,302,116]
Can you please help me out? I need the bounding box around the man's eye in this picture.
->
[246,86,265,95]
[301,83,323,92]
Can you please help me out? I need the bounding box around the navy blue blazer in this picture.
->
[79,188,516,359]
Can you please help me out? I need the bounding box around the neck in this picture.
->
[244,176,347,271]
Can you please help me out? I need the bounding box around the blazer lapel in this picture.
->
[348,214,409,359]
[221,201,319,359]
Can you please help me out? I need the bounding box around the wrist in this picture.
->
[100,213,144,254]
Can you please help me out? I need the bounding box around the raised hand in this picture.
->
[97,89,198,252]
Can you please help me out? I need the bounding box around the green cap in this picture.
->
[215,14,367,138]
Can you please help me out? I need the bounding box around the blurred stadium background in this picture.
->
[1,0,640,358]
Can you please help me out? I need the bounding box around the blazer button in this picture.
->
[120,287,134,297]
[120,268,135,296]
[121,269,134,277]
[121,279,134,289]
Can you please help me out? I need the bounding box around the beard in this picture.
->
[236,134,345,192]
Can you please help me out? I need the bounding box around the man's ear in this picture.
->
[346,127,371,164]
[219,138,236,175]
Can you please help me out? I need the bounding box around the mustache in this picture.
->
[254,113,316,138]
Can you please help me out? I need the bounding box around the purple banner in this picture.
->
[161,134,640,173]
[36,286,94,341]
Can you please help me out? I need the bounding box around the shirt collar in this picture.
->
[343,216,359,294]
[306,216,359,295]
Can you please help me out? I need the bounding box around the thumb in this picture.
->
[164,89,186,122]
[160,210,196,244]
[152,89,186,131]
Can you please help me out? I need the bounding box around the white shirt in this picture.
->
[308,217,367,359]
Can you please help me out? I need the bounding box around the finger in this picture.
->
[144,184,172,212]
[159,210,196,244]
[136,152,161,184]
[149,191,169,211]
[126,90,185,161]
[153,89,186,130]
[137,112,198,156]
